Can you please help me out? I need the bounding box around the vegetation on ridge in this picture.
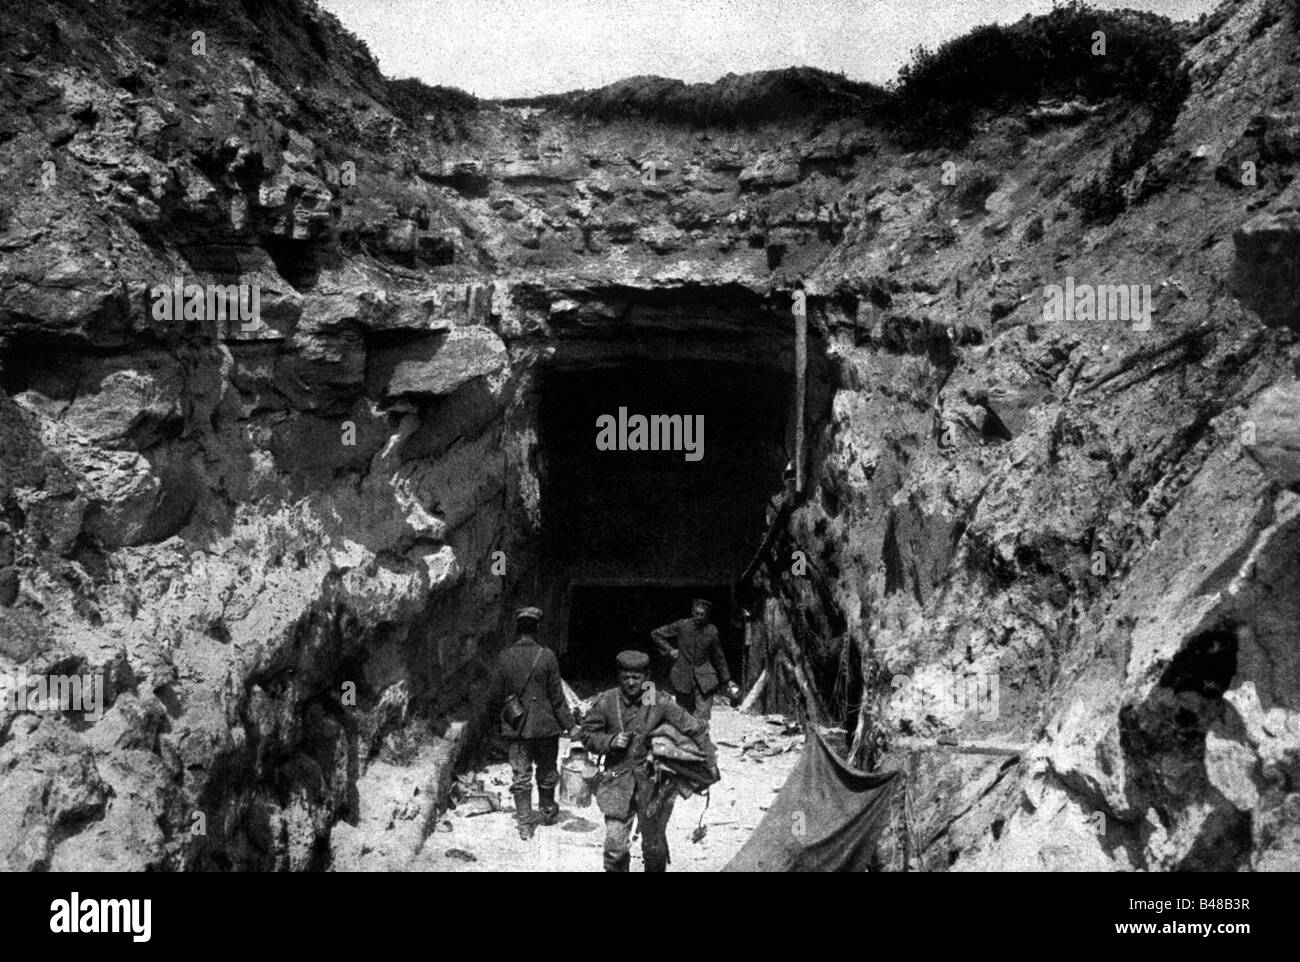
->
[891,1,1188,147]
[498,67,891,127]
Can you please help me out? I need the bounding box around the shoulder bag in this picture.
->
[501,647,544,733]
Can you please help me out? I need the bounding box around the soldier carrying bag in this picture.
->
[501,647,544,734]
[594,689,639,820]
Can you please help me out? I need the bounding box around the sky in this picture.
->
[318,0,1224,99]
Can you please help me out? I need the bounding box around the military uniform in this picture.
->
[490,609,574,835]
[651,608,731,721]
[581,652,717,872]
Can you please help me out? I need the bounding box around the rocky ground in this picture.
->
[407,705,802,874]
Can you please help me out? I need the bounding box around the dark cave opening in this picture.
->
[561,583,742,696]
[534,357,797,688]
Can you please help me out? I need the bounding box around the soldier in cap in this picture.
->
[651,599,739,721]
[580,649,719,872]
[490,606,581,840]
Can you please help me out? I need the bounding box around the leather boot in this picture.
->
[513,791,536,840]
[537,786,560,826]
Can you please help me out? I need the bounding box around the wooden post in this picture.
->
[848,691,871,767]
[782,640,824,727]
[793,290,807,493]
[738,669,768,714]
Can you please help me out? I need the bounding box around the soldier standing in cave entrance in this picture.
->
[651,599,739,722]
[489,606,582,840]
[581,650,719,872]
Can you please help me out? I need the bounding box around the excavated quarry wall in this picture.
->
[0,0,1298,871]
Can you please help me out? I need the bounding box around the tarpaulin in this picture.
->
[723,729,902,872]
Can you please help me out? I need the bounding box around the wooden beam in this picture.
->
[794,291,807,493]
[891,737,1027,758]
[737,496,793,588]
[738,669,768,714]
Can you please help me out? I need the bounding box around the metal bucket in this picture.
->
[559,747,598,807]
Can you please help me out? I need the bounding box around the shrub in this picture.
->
[1069,144,1131,224]
[1184,5,1234,45]
[1068,57,1190,224]
[499,68,891,128]
[385,78,479,139]
[890,2,1187,147]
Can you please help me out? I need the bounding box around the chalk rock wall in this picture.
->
[770,0,1300,871]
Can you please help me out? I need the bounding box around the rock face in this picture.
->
[1233,209,1300,329]
[0,0,1298,872]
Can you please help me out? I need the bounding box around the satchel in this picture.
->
[595,768,635,819]
[501,694,527,730]
[593,691,640,819]
[500,648,544,733]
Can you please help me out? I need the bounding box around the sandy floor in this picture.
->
[410,704,803,873]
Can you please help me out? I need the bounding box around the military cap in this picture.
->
[515,606,543,624]
[691,598,713,610]
[616,650,650,672]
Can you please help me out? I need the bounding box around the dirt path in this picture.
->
[408,704,803,873]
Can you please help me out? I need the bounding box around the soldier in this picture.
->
[490,606,580,840]
[651,598,739,721]
[581,650,719,872]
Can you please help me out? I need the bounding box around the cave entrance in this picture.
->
[535,357,795,689]
[561,582,742,696]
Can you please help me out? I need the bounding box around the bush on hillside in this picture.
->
[501,68,891,128]
[891,2,1186,146]
[386,78,479,139]
[1067,49,1189,225]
